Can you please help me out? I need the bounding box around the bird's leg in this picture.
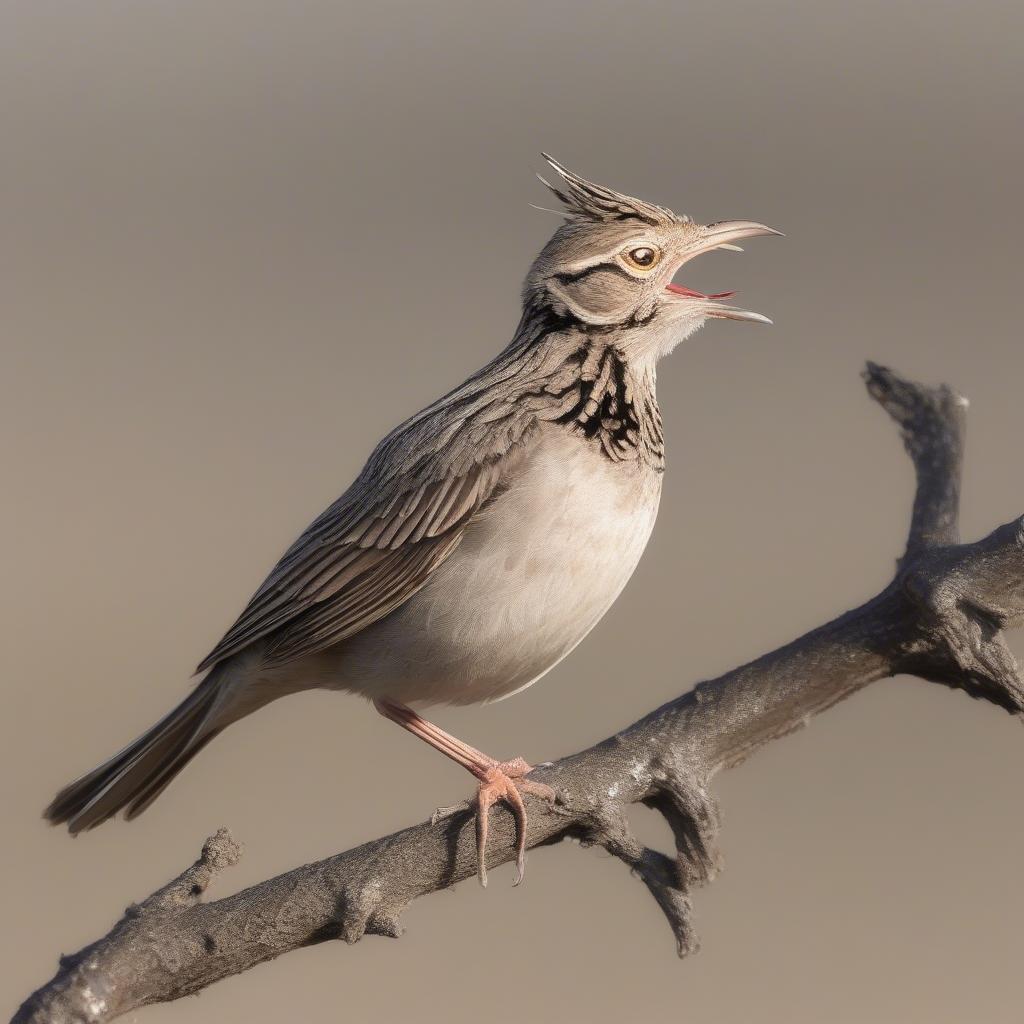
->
[373,698,555,886]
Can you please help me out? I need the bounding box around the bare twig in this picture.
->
[13,363,1024,1024]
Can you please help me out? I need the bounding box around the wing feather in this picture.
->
[193,307,589,676]
[262,535,459,665]
[196,424,531,674]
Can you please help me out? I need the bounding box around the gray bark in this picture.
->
[12,362,1024,1024]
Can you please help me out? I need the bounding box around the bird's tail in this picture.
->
[44,674,225,833]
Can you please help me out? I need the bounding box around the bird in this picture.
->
[45,155,779,885]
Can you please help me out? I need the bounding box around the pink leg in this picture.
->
[374,698,555,886]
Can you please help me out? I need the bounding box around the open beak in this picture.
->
[666,220,782,325]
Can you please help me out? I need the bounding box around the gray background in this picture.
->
[4,2,1024,1021]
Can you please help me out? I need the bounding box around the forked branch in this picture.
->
[12,363,1024,1023]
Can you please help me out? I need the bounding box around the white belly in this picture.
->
[323,426,662,706]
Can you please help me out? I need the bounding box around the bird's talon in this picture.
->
[471,759,554,887]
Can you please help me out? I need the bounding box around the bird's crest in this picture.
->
[537,153,687,228]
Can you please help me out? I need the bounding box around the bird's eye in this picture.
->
[622,246,661,271]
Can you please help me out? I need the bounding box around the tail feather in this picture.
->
[122,726,223,820]
[44,678,221,833]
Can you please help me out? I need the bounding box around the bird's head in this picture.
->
[524,155,781,359]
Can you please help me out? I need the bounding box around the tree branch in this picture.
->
[864,360,966,558]
[13,363,1024,1023]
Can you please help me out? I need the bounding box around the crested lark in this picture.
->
[46,156,779,884]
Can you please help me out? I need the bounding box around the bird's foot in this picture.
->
[471,757,555,887]
[371,699,555,885]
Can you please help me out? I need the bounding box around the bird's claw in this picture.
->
[472,758,555,887]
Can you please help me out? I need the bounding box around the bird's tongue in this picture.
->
[665,283,736,300]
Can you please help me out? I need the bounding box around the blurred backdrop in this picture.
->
[3,2,1024,1021]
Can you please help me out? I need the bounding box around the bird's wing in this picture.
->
[196,386,540,673]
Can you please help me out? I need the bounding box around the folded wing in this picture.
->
[196,397,537,673]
